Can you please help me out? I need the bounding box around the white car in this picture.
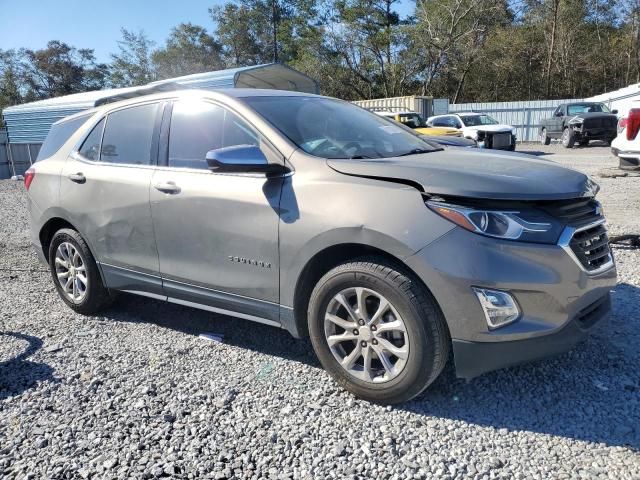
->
[611,101,640,169]
[426,112,516,150]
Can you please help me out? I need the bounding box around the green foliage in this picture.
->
[0,0,639,110]
[109,29,156,87]
[153,23,224,80]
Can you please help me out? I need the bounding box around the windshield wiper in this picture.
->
[349,154,373,159]
[397,148,435,157]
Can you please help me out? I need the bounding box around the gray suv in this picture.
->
[26,89,617,404]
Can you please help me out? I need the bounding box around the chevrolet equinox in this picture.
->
[26,89,617,403]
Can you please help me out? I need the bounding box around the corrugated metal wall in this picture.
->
[448,98,580,142]
[0,128,39,179]
[352,96,434,119]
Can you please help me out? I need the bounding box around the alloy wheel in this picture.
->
[54,241,88,303]
[324,287,409,383]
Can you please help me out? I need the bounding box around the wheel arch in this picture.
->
[39,216,107,285]
[291,243,447,339]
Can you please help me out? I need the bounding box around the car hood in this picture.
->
[568,112,618,120]
[462,124,513,133]
[327,149,597,201]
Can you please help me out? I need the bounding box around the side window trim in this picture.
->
[75,100,164,167]
[158,101,173,167]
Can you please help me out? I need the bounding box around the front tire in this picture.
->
[561,128,575,148]
[48,228,113,314]
[540,128,551,145]
[307,258,449,404]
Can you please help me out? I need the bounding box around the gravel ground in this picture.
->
[1,148,639,479]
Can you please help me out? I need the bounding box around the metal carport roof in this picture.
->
[2,64,319,144]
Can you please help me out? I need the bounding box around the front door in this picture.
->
[60,101,164,296]
[150,99,283,324]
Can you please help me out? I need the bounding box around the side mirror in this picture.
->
[205,145,288,175]
[612,109,618,115]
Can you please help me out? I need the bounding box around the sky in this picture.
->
[0,0,414,64]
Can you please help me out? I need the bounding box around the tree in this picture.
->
[109,29,156,87]
[0,50,23,126]
[17,41,108,100]
[153,23,224,79]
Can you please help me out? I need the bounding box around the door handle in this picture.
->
[68,173,86,184]
[153,181,181,194]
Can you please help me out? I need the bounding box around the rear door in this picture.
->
[60,101,164,296]
[149,99,284,324]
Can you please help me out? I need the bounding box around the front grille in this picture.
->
[489,133,511,148]
[539,198,602,228]
[583,117,617,129]
[569,223,612,271]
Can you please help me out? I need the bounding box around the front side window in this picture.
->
[99,103,159,165]
[168,100,259,169]
[460,114,499,127]
[243,96,436,159]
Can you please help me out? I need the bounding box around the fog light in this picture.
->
[472,287,520,329]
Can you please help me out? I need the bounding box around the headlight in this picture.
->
[569,117,584,125]
[426,201,564,243]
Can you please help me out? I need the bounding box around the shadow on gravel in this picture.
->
[100,285,639,451]
[404,282,640,451]
[0,332,56,400]
[102,294,319,367]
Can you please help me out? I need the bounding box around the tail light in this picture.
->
[627,108,640,141]
[24,168,35,190]
[618,117,628,134]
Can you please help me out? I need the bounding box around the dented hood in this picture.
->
[327,149,598,201]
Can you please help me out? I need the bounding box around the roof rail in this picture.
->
[94,82,185,106]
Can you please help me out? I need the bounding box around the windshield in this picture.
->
[567,103,610,115]
[242,96,437,159]
[460,114,499,127]
[397,113,425,129]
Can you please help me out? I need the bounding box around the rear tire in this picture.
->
[540,128,551,145]
[48,228,114,315]
[307,257,449,404]
[561,128,575,148]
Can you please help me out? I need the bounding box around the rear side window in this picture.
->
[37,113,92,161]
[168,100,259,169]
[100,103,159,165]
[78,118,105,160]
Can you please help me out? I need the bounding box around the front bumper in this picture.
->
[574,126,617,141]
[405,226,617,378]
[452,293,610,378]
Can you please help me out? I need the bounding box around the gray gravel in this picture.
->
[1,148,640,479]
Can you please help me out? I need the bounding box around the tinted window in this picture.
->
[460,114,499,126]
[243,96,435,159]
[37,113,92,161]
[78,118,105,160]
[100,103,158,165]
[168,100,259,169]
[567,103,610,115]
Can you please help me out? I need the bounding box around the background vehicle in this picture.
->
[420,135,477,148]
[373,109,461,136]
[426,112,516,150]
[612,101,640,169]
[539,102,618,148]
[27,89,615,404]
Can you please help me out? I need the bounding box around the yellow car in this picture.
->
[376,111,461,136]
